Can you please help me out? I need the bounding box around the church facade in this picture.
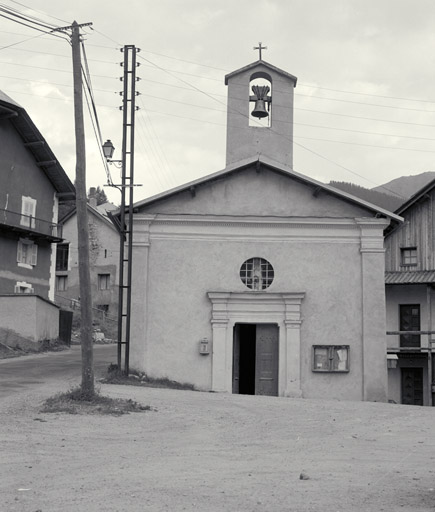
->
[126,59,402,401]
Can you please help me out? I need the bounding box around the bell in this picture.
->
[251,99,269,118]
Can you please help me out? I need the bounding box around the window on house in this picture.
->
[401,247,417,266]
[17,239,37,268]
[56,243,69,271]
[20,196,36,229]
[14,281,34,294]
[240,258,274,290]
[56,275,68,291]
[312,346,349,372]
[400,304,420,347]
[98,273,110,290]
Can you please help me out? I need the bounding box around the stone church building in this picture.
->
[127,59,402,401]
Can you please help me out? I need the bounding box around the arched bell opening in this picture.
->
[248,71,272,127]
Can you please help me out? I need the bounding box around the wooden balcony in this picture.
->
[0,208,63,242]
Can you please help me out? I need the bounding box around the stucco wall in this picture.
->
[129,169,389,401]
[0,235,52,297]
[0,295,59,344]
[143,166,371,219]
[226,64,296,167]
[0,119,57,298]
[56,208,119,314]
[131,224,386,400]
[0,121,55,225]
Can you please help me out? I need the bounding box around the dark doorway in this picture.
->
[401,367,424,405]
[233,323,279,396]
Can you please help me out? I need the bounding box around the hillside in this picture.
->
[372,171,435,199]
[329,181,403,211]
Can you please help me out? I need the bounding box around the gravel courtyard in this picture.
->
[2,378,435,512]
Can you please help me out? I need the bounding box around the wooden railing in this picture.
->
[0,208,62,239]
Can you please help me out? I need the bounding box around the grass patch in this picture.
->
[40,386,154,416]
[102,365,195,391]
[0,338,70,360]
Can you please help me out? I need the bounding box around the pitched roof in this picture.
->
[224,59,298,85]
[0,90,75,200]
[394,177,435,216]
[385,270,435,284]
[60,202,117,230]
[129,155,403,222]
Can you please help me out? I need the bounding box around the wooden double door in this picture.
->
[232,323,279,396]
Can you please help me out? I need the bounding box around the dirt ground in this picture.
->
[1,379,435,512]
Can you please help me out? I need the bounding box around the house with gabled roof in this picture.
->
[385,179,435,406]
[120,58,402,400]
[55,189,119,320]
[0,90,75,347]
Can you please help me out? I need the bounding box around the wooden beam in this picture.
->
[24,140,45,148]
[428,285,433,406]
[0,111,18,119]
[36,160,57,167]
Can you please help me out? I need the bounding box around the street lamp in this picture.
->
[102,139,122,167]
[102,139,115,159]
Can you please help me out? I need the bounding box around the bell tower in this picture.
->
[225,55,297,168]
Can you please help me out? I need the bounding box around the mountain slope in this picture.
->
[329,181,403,211]
[372,171,435,199]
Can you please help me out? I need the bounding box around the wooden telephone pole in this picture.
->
[55,20,94,396]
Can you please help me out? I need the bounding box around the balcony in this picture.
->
[0,208,63,242]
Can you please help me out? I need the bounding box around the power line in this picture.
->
[0,5,56,30]
[0,58,116,78]
[1,19,429,197]
[297,135,435,154]
[133,51,410,197]
[4,39,435,116]
[4,72,435,144]
[0,24,51,50]
[6,0,69,24]
[0,74,118,94]
[3,21,434,107]
[0,13,67,41]
[3,45,117,64]
[295,106,435,128]
[4,80,434,156]
[81,39,113,186]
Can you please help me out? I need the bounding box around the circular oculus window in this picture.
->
[240,257,274,290]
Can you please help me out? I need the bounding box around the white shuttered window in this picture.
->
[17,238,38,268]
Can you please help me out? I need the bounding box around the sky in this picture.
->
[1,0,435,205]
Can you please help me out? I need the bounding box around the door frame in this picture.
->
[232,323,279,396]
[208,291,305,397]
[401,366,424,405]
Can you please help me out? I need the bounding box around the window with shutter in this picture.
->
[17,239,38,268]
[31,244,38,266]
[20,196,36,229]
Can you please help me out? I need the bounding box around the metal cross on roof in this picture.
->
[254,42,267,60]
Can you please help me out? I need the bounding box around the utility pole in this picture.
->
[116,45,140,375]
[55,20,94,396]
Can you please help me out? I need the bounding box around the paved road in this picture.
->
[0,344,117,398]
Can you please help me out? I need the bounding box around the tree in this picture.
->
[88,186,108,206]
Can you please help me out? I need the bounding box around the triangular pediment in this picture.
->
[224,60,297,85]
[132,157,402,221]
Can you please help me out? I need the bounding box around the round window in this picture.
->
[240,257,274,290]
